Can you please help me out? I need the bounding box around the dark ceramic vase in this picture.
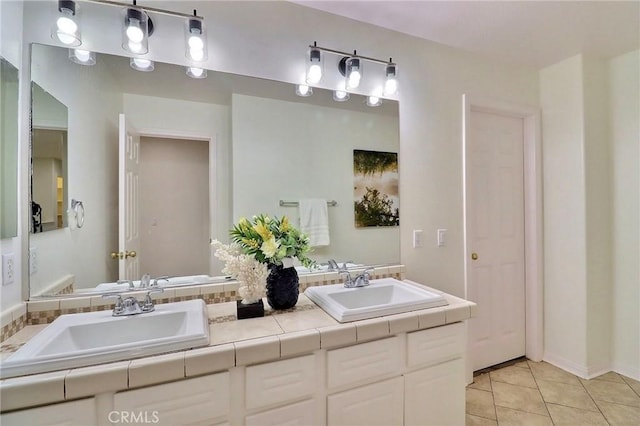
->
[265,264,299,310]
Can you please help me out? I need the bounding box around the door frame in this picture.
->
[462,94,543,382]
[133,127,215,275]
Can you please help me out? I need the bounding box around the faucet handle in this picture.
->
[140,273,151,288]
[361,268,374,285]
[141,288,164,312]
[116,279,135,290]
[339,270,353,286]
[152,276,170,287]
[102,294,125,315]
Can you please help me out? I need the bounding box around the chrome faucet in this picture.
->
[116,279,135,290]
[328,259,348,271]
[102,288,164,316]
[151,276,169,288]
[340,268,373,288]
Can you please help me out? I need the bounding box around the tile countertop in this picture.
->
[0,282,477,413]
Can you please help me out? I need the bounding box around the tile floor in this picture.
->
[466,360,640,425]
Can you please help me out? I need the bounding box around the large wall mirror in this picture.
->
[1,56,19,239]
[29,43,400,298]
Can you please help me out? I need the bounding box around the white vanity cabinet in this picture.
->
[112,373,230,426]
[0,398,97,426]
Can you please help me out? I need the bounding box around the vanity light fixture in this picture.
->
[69,49,96,65]
[122,2,153,55]
[185,11,207,62]
[52,0,82,46]
[366,95,382,107]
[384,60,398,96]
[130,57,154,72]
[345,55,362,89]
[295,84,313,97]
[186,66,207,79]
[306,42,323,84]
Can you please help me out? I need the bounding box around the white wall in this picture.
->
[540,55,589,371]
[232,94,400,265]
[0,0,23,311]
[28,44,121,296]
[139,137,210,277]
[609,50,640,379]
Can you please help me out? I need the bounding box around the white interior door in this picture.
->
[466,109,526,371]
[118,113,140,280]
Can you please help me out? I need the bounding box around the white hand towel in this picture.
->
[299,198,330,247]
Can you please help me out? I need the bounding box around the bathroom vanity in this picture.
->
[0,272,475,425]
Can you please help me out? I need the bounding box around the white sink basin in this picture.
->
[305,278,448,322]
[0,300,209,378]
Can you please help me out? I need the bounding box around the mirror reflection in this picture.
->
[1,56,19,239]
[31,83,68,233]
[29,43,400,298]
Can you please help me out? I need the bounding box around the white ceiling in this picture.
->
[294,1,640,68]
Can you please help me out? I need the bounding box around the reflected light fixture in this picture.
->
[384,60,398,96]
[366,95,382,107]
[186,66,207,79]
[333,81,350,102]
[295,84,313,97]
[69,48,96,65]
[186,11,207,62]
[130,57,154,72]
[306,42,322,84]
[52,0,81,46]
[123,2,153,55]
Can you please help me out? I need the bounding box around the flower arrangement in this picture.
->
[229,214,315,268]
[211,241,269,304]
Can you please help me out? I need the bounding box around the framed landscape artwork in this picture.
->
[353,149,399,227]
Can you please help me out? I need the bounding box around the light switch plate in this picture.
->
[2,253,16,286]
[437,229,447,247]
[30,247,38,275]
[413,230,424,248]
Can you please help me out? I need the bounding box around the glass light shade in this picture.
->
[69,49,96,65]
[306,47,322,84]
[346,57,362,89]
[333,81,350,102]
[123,8,149,55]
[51,1,81,47]
[130,57,154,72]
[186,66,207,79]
[185,18,208,62]
[295,84,313,97]
[366,95,382,107]
[384,63,398,96]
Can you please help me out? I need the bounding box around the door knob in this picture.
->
[126,250,137,258]
[471,252,478,260]
[110,251,124,260]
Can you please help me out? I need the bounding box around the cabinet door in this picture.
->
[113,373,229,426]
[405,358,465,426]
[327,377,403,426]
[0,398,96,426]
[245,399,318,426]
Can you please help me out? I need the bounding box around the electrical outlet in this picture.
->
[30,247,39,275]
[2,253,16,286]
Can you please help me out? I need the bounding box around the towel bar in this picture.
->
[279,200,338,207]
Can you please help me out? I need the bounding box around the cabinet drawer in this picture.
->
[113,373,230,425]
[246,354,316,410]
[327,377,404,426]
[327,336,401,390]
[407,323,464,368]
[245,399,317,426]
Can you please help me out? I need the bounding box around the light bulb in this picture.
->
[348,70,361,89]
[189,67,203,77]
[131,58,153,71]
[307,64,322,84]
[57,33,77,45]
[384,78,398,96]
[188,35,204,50]
[74,49,90,62]
[333,90,349,102]
[295,84,312,97]
[126,19,144,43]
[128,41,144,53]
[189,47,204,61]
[366,95,382,107]
[57,16,77,34]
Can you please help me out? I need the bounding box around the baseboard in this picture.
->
[612,362,640,381]
[543,352,612,379]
